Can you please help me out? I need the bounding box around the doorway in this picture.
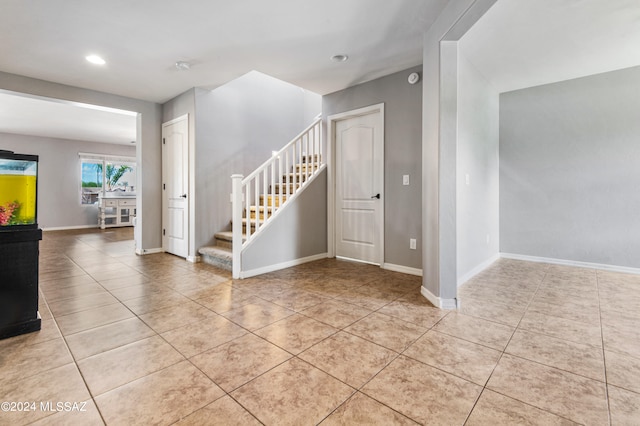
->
[162,115,189,258]
[329,104,384,265]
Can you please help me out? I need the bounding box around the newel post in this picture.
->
[231,174,243,279]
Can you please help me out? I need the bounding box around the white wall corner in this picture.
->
[420,286,458,310]
[457,253,500,286]
[186,255,201,263]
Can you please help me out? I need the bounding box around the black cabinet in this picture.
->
[0,228,42,339]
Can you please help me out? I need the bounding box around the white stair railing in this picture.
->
[231,118,323,278]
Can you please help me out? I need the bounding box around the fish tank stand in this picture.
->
[0,228,42,339]
[0,150,41,339]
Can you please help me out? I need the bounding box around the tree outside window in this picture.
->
[81,156,136,205]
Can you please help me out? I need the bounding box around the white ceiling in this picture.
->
[1,0,640,145]
[460,0,640,93]
[0,91,137,145]
[0,0,449,103]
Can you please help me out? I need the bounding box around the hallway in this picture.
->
[1,228,638,425]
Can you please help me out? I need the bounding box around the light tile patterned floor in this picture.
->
[1,228,639,425]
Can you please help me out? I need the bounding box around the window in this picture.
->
[80,154,136,205]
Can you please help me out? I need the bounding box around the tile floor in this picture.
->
[1,228,639,425]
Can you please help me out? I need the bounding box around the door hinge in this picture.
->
[163,229,165,236]
[163,183,165,190]
[163,138,165,144]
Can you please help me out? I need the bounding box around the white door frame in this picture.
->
[327,103,385,264]
[162,114,195,260]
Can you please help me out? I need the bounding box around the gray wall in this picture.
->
[456,53,499,281]
[0,71,162,252]
[323,65,423,270]
[0,132,136,229]
[162,71,322,253]
[243,169,327,271]
[421,0,497,306]
[500,65,640,268]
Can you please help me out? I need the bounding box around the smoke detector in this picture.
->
[175,61,191,71]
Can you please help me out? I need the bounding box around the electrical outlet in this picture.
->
[409,238,416,250]
[403,175,410,186]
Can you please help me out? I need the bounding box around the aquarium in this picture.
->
[0,150,38,228]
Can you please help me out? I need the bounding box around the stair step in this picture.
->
[240,217,265,231]
[214,231,246,243]
[295,163,319,172]
[249,205,274,220]
[270,183,300,194]
[283,173,309,183]
[302,154,321,164]
[214,231,246,250]
[198,246,232,271]
[260,195,287,207]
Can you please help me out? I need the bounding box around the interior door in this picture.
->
[162,116,189,258]
[335,110,383,264]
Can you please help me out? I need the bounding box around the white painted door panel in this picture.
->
[335,111,383,264]
[162,116,189,258]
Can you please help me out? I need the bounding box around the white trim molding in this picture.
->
[382,263,422,277]
[420,286,458,310]
[186,255,201,263]
[241,253,328,279]
[41,225,99,231]
[500,253,640,275]
[457,254,500,286]
[135,247,163,255]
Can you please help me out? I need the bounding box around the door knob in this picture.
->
[371,194,380,199]
[180,194,187,198]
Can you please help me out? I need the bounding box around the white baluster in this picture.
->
[245,180,251,240]
[231,174,243,279]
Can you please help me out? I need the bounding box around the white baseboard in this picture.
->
[457,254,500,286]
[420,286,458,310]
[187,255,201,263]
[382,263,422,277]
[42,225,98,231]
[135,247,163,255]
[335,256,380,266]
[500,253,640,275]
[241,253,328,279]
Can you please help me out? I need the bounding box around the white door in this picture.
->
[335,109,384,264]
[162,116,189,258]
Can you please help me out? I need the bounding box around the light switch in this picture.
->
[403,175,410,186]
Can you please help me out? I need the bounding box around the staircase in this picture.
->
[198,119,323,276]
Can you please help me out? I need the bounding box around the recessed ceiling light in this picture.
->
[331,54,349,63]
[86,55,106,65]
[175,61,191,71]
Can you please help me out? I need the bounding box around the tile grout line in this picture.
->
[41,248,109,426]
[595,269,613,426]
[462,264,551,425]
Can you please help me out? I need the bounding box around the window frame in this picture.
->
[79,153,136,206]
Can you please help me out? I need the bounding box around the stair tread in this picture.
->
[214,231,246,242]
[198,246,232,258]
